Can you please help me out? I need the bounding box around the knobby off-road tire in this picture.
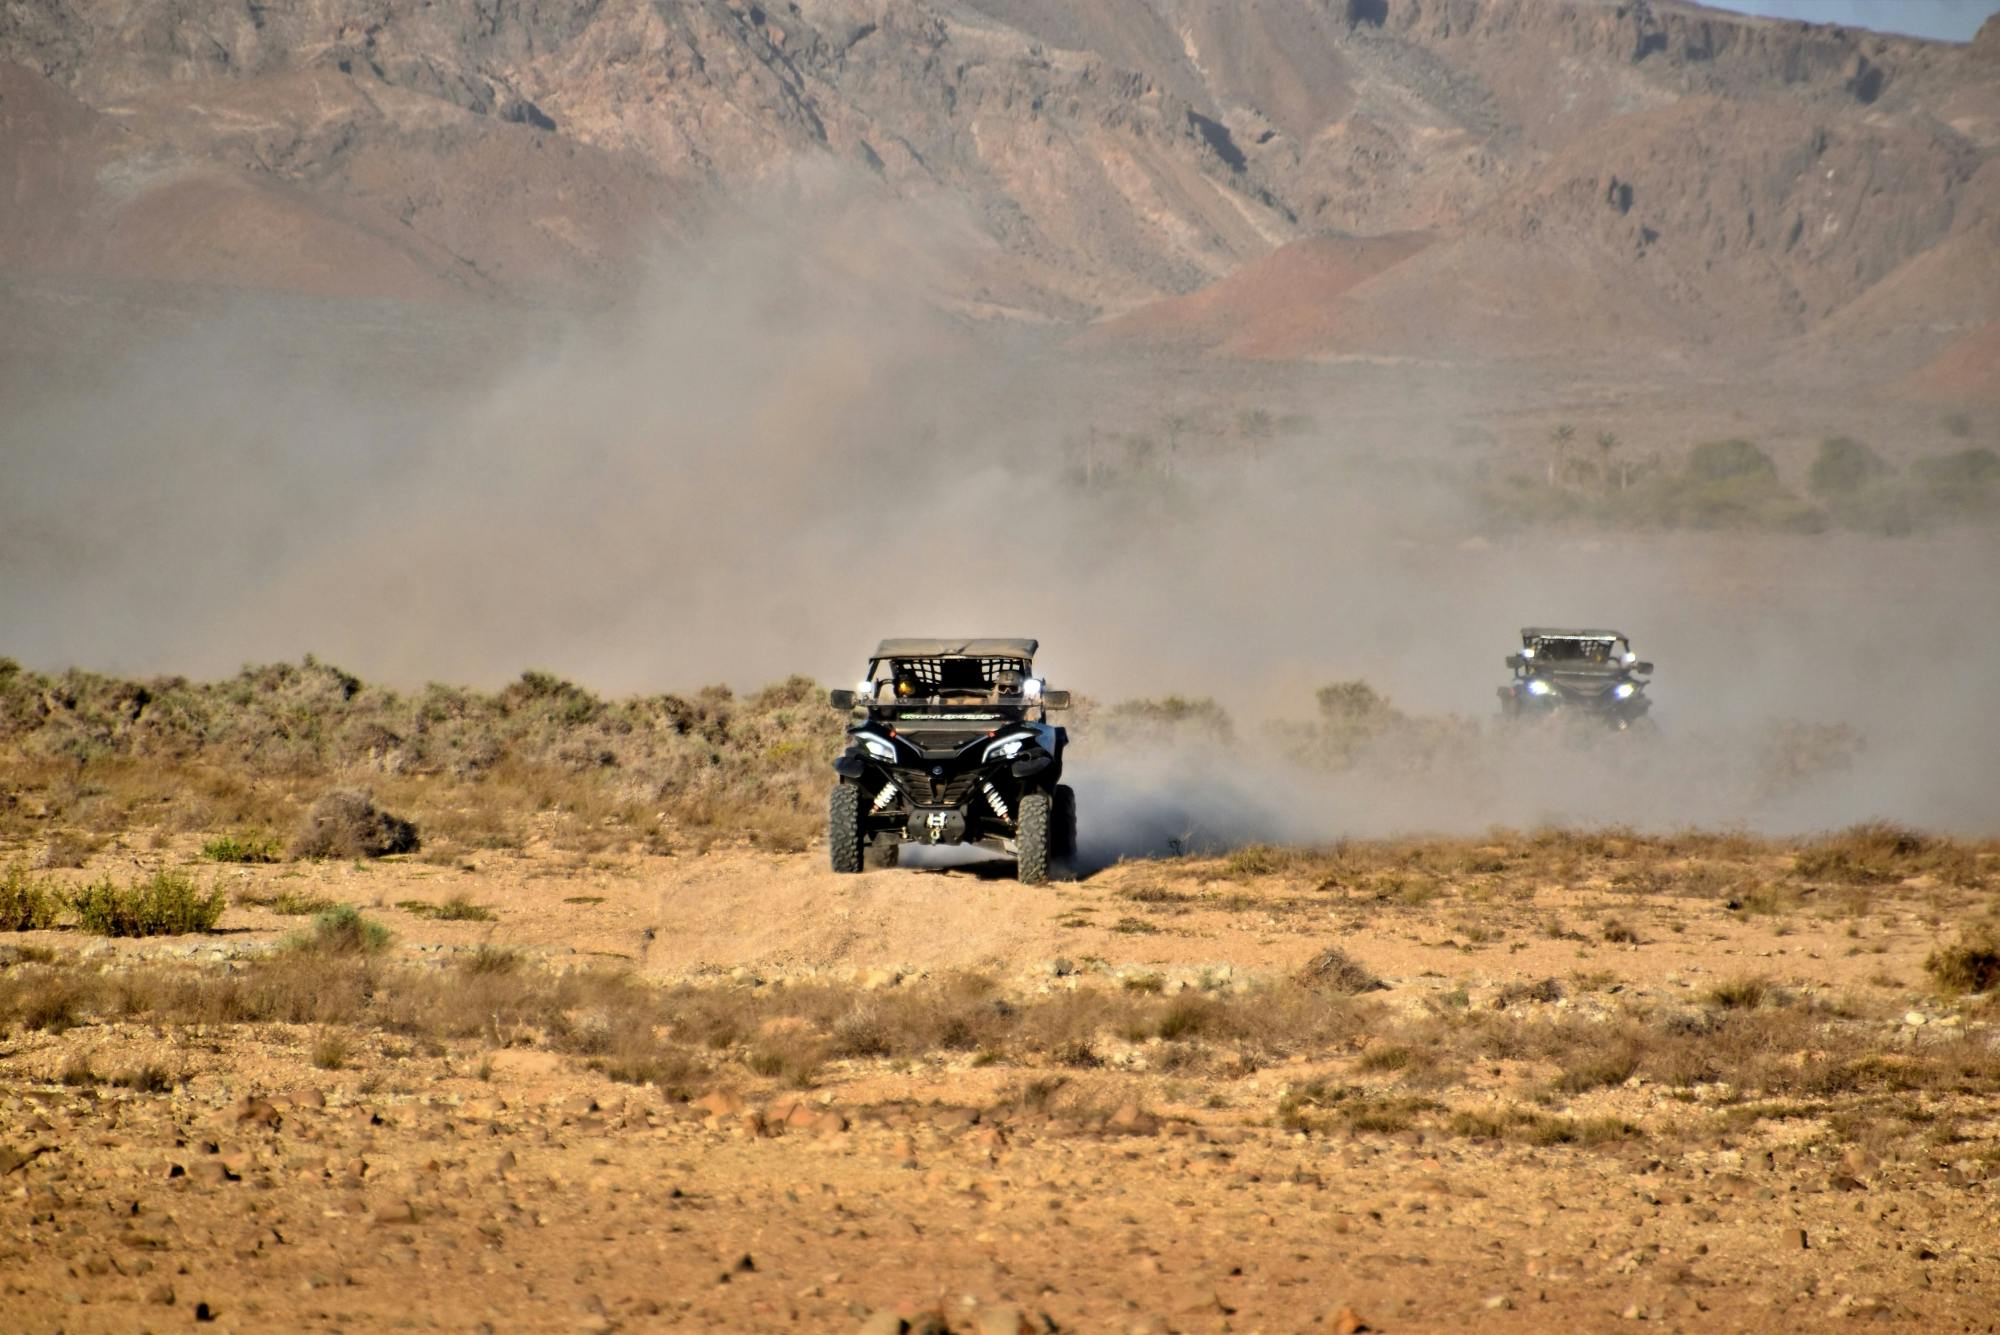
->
[1016,791,1053,885]
[829,783,863,874]
[1052,784,1077,862]
[864,840,900,870]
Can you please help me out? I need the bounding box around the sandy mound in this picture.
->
[1077,231,1430,353]
[1898,324,2000,404]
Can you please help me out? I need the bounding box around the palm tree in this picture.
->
[1548,423,1576,488]
[1597,430,1622,491]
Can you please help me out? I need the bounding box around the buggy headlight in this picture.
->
[1021,677,1043,700]
[983,734,1028,762]
[1526,679,1554,697]
[1519,646,1535,659]
[1621,652,1636,665]
[855,679,873,698]
[1613,682,1636,700]
[859,733,896,762]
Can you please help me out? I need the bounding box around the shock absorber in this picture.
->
[982,782,1010,821]
[871,780,899,813]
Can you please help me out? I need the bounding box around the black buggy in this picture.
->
[1498,626,1655,729]
[825,638,1074,884]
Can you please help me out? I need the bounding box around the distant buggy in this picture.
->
[1499,627,1655,729]
[826,638,1074,884]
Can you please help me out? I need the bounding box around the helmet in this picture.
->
[894,672,920,699]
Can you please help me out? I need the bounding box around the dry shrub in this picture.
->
[39,830,99,869]
[311,1029,352,1070]
[1494,977,1565,1008]
[1277,1081,1439,1135]
[1295,945,1384,994]
[1448,1105,1641,1146]
[1925,922,2000,996]
[1794,822,1980,888]
[1705,977,1770,1010]
[291,789,420,860]
[69,871,226,936]
[398,896,496,922]
[1553,1038,1643,1094]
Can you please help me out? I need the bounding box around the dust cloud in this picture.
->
[3,188,1996,838]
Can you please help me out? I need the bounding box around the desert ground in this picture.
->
[5,1,1999,1329]
[4,819,1998,1333]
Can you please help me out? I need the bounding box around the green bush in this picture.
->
[1912,447,2000,517]
[0,864,61,931]
[294,904,392,955]
[69,871,226,937]
[1685,438,1777,483]
[201,832,283,864]
[1807,437,1889,499]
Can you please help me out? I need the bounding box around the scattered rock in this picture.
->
[235,1097,283,1129]
[974,1307,1033,1335]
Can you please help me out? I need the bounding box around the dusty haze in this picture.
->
[4,198,1995,838]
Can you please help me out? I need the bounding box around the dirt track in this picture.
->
[4,838,1998,1331]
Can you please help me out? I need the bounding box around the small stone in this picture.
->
[1483,1294,1515,1310]
[1904,1011,1928,1027]
[696,1089,746,1120]
[146,1283,175,1306]
[974,1306,1033,1335]
[236,1097,283,1128]
[372,1199,419,1226]
[1330,1307,1372,1334]
[1788,1227,1809,1250]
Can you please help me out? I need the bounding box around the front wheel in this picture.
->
[1016,791,1052,885]
[829,783,863,874]
[1052,784,1076,862]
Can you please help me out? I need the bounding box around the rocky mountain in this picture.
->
[2,0,1994,371]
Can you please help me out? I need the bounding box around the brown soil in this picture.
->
[4,834,1996,1331]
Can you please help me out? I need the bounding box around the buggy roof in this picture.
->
[872,638,1038,660]
[1520,627,1627,642]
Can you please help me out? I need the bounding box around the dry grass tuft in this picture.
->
[1794,822,1981,887]
[1294,945,1384,994]
[1925,922,2000,996]
[1705,976,1771,1010]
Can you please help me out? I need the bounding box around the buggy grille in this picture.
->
[895,728,994,755]
[892,769,980,808]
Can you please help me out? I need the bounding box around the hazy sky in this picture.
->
[1706,0,2000,41]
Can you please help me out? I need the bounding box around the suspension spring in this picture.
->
[983,782,1010,821]
[871,781,899,813]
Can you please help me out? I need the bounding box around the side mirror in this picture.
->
[1632,661,1654,675]
[1040,690,1071,710]
[1505,654,1525,670]
[828,689,856,710]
